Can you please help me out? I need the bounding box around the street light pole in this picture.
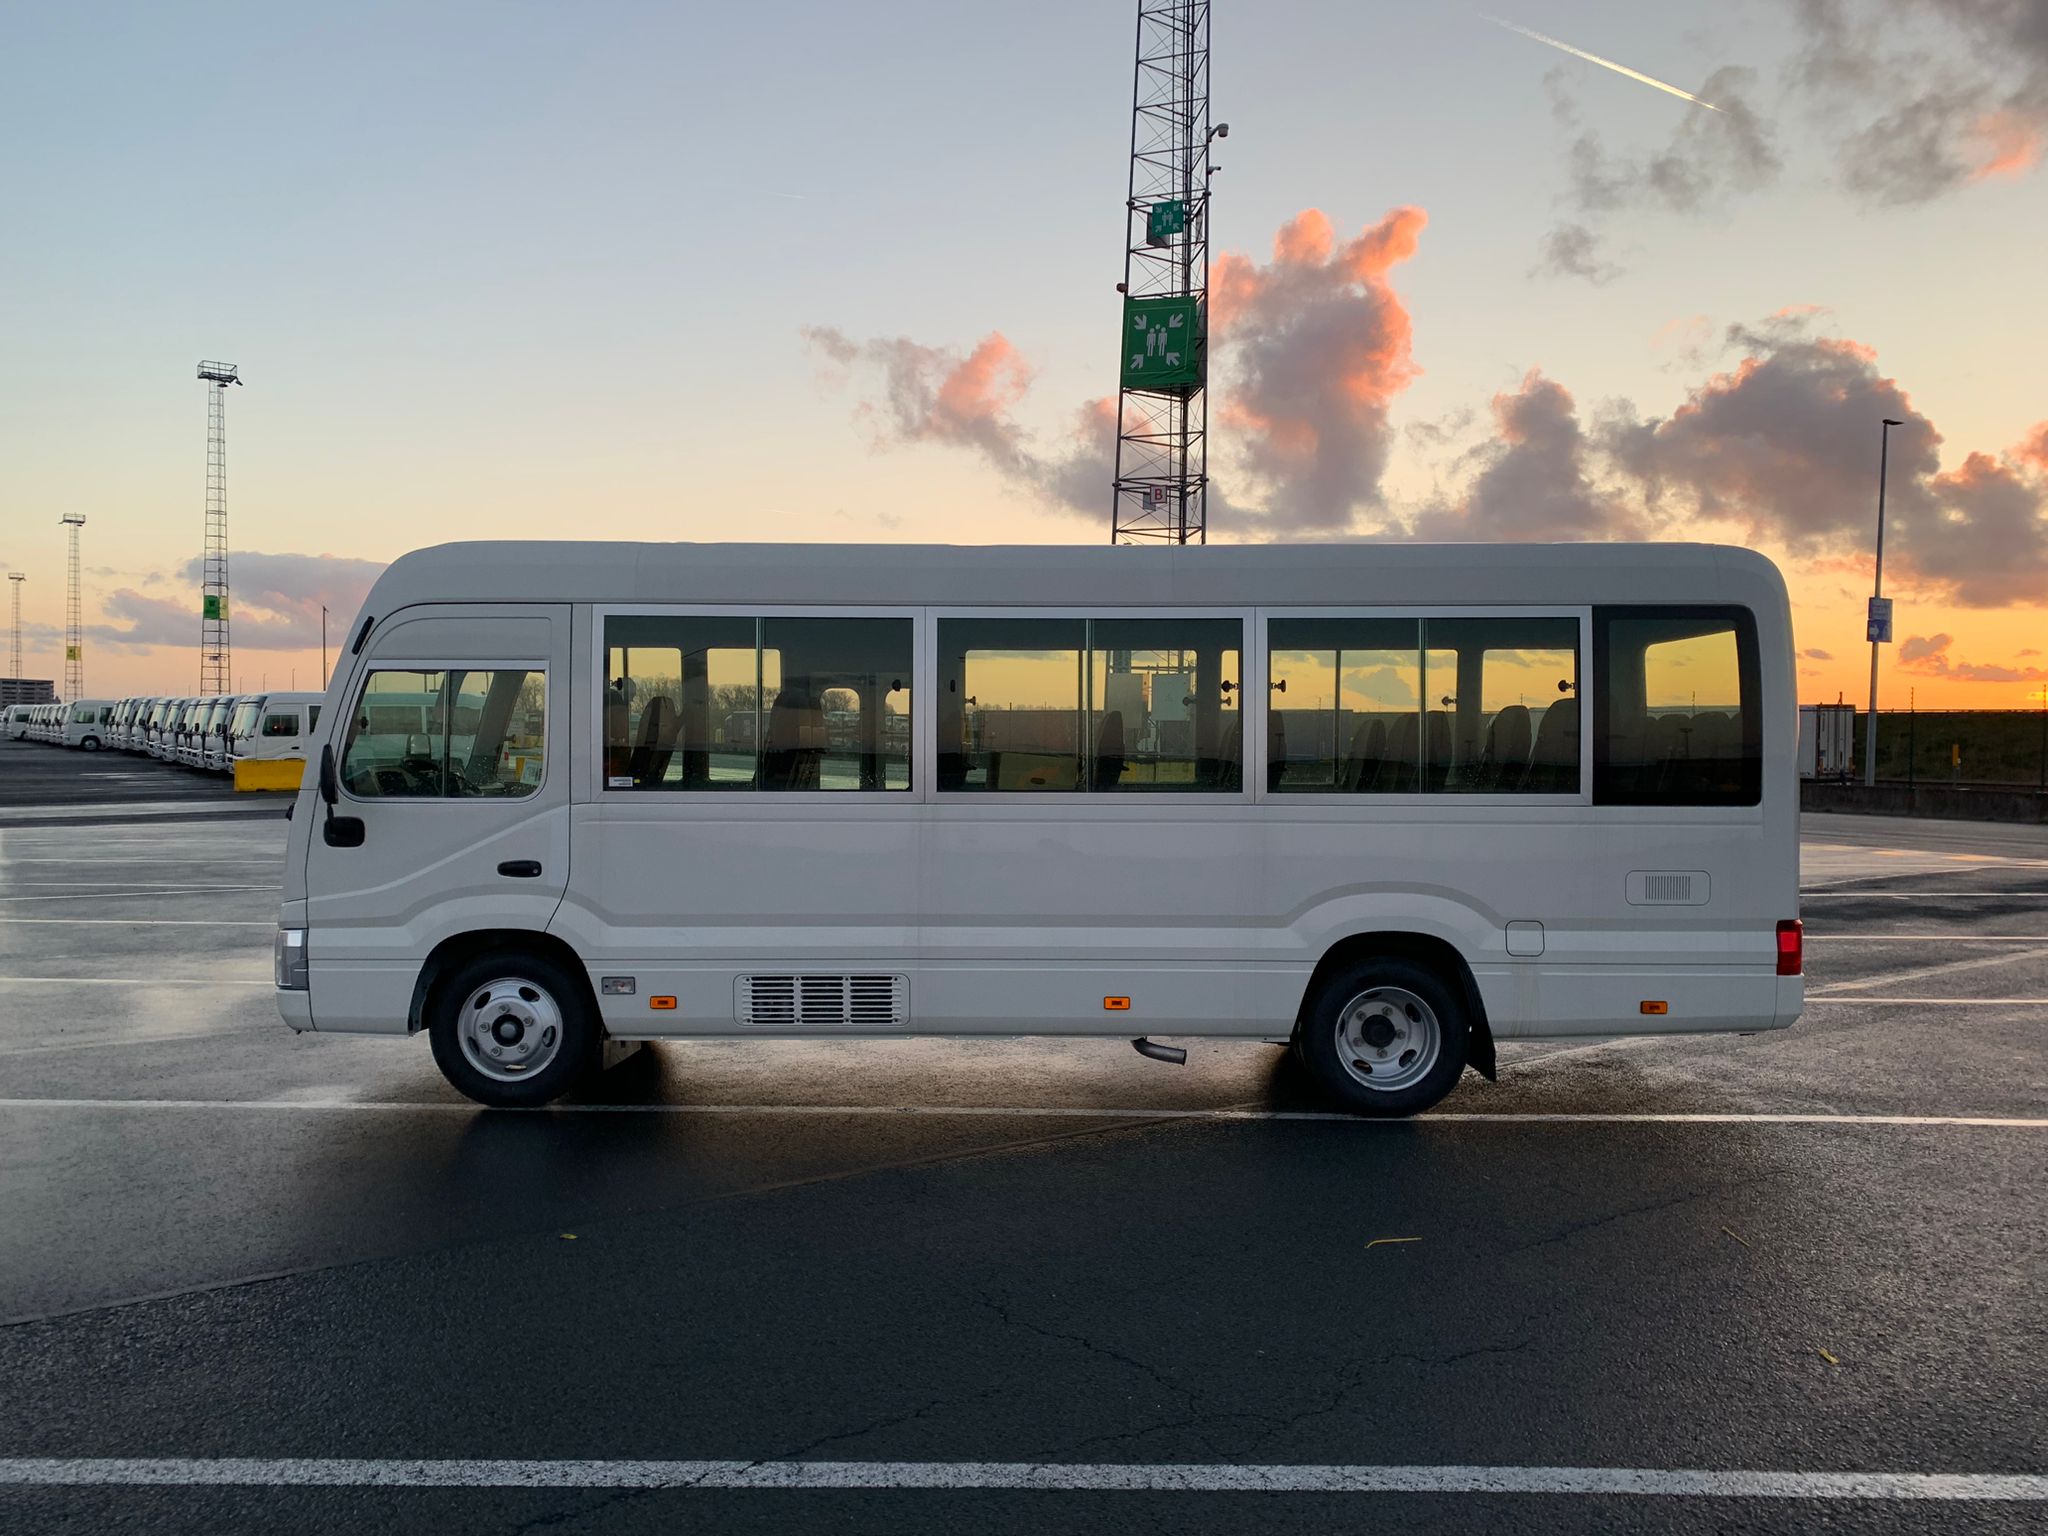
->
[1864,417,1903,787]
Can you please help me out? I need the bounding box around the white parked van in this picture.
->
[147,699,182,758]
[200,694,253,771]
[228,692,324,767]
[175,696,224,767]
[278,541,1802,1117]
[5,705,31,741]
[62,699,116,750]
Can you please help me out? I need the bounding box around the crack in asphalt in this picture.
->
[1504,1169,1792,1256]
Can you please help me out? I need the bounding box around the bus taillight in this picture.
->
[1776,919,1803,976]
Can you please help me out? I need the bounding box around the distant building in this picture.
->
[1,678,57,707]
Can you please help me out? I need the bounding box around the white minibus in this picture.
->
[150,698,185,757]
[105,698,136,750]
[115,697,150,751]
[202,694,255,771]
[5,705,31,741]
[278,541,1803,1117]
[228,692,324,767]
[176,697,225,767]
[150,699,187,759]
[62,699,116,750]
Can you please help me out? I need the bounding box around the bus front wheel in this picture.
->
[1297,957,1469,1118]
[428,950,599,1108]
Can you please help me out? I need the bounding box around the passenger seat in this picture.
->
[1525,698,1579,792]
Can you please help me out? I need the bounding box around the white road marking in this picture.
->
[0,1458,2039,1498]
[1809,949,2047,994]
[0,886,280,903]
[0,976,272,986]
[0,1099,2038,1127]
[0,857,281,865]
[1803,996,2047,1006]
[1802,892,2042,899]
[0,917,272,927]
[1807,934,2048,941]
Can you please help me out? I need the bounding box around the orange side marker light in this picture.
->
[1103,996,1131,1011]
[649,996,677,1010]
[1640,1000,1669,1015]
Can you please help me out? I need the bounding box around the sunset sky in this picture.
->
[3,0,2044,706]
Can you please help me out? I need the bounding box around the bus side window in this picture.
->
[262,712,299,737]
[938,618,1087,792]
[604,615,758,791]
[1593,607,1761,806]
[1268,619,1422,793]
[340,669,546,798]
[938,616,1242,793]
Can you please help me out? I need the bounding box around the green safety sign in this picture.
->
[202,595,225,620]
[1146,199,1186,246]
[1120,294,1204,391]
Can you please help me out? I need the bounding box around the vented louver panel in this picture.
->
[1626,871,1710,906]
[736,974,907,1027]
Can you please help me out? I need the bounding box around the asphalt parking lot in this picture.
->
[0,737,2042,1533]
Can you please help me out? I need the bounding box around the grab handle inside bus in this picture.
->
[319,743,365,848]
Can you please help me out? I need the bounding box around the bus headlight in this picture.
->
[275,927,309,990]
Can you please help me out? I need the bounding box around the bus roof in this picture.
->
[360,540,1787,616]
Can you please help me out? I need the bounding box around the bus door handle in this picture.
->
[497,860,543,879]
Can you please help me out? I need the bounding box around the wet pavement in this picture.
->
[0,738,2042,1532]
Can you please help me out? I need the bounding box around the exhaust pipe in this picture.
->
[1130,1037,1186,1066]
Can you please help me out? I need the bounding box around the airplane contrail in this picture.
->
[1488,15,1722,112]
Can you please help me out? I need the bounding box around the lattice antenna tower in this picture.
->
[1111,0,1221,545]
[197,360,241,691]
[7,572,24,682]
[59,515,85,699]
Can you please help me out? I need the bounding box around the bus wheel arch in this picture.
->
[1299,932,1495,1084]
[415,932,602,1107]
[410,929,599,1038]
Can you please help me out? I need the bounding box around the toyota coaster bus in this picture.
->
[277,541,1802,1116]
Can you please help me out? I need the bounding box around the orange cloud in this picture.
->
[1207,206,1427,531]
[1968,110,2045,182]
[2015,421,2048,473]
[931,333,1032,438]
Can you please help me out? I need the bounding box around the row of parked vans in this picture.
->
[5,691,324,771]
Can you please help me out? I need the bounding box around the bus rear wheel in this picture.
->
[1297,957,1469,1118]
[428,951,599,1108]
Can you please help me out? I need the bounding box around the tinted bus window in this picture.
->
[938,617,1241,792]
[1269,616,1578,793]
[1594,607,1761,806]
[604,615,912,792]
[342,669,545,798]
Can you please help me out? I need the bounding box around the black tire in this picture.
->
[427,949,600,1108]
[1295,956,1470,1118]
[80,736,100,752]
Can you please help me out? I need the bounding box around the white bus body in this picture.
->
[176,696,227,767]
[202,694,257,771]
[278,541,1803,1116]
[62,699,116,750]
[228,692,325,766]
[5,705,30,741]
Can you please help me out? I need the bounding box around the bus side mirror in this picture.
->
[319,744,365,848]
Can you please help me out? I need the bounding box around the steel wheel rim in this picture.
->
[1334,986,1441,1092]
[459,976,565,1083]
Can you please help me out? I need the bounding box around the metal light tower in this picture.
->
[59,515,85,700]
[7,572,24,682]
[1111,0,1220,545]
[197,360,241,692]
[1864,417,1902,787]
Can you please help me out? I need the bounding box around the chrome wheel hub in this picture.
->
[459,977,564,1083]
[1335,986,1441,1092]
